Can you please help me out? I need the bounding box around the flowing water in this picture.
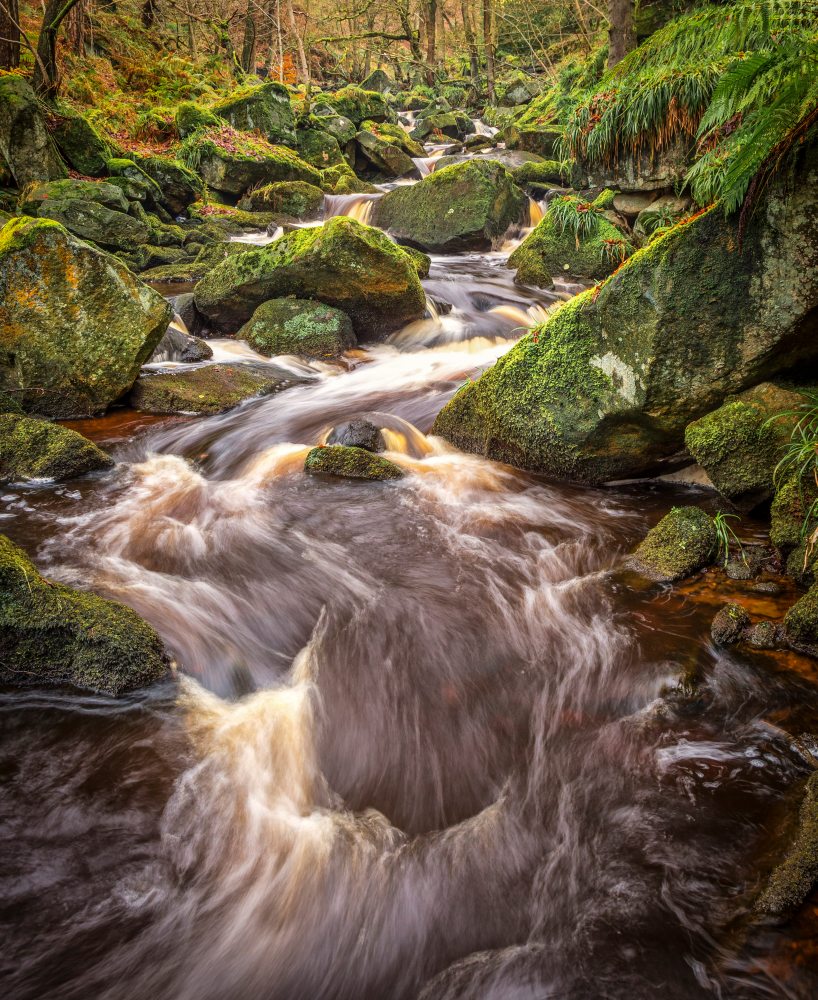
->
[2,119,818,1000]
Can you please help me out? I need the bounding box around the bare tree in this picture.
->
[607,0,635,67]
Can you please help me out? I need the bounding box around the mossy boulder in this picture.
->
[194,216,425,339]
[502,125,561,159]
[0,534,169,695]
[629,507,717,582]
[187,202,280,234]
[433,149,818,483]
[360,69,393,94]
[512,160,571,186]
[140,240,256,284]
[238,298,355,359]
[360,121,424,158]
[0,75,66,188]
[304,445,404,480]
[0,218,172,418]
[312,112,357,147]
[711,603,751,646]
[758,772,818,916]
[410,111,474,142]
[181,126,320,196]
[19,178,129,216]
[355,129,416,178]
[23,182,151,252]
[373,160,527,252]
[684,383,804,509]
[297,127,346,168]
[323,87,393,125]
[238,181,324,217]
[404,246,431,278]
[129,361,310,415]
[320,163,378,195]
[175,101,219,138]
[508,195,633,285]
[771,472,818,551]
[213,82,296,146]
[52,109,110,176]
[0,413,113,482]
[133,156,203,216]
[784,584,818,649]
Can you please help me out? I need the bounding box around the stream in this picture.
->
[2,119,818,1000]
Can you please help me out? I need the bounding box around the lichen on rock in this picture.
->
[629,506,716,582]
[238,298,355,359]
[0,413,113,482]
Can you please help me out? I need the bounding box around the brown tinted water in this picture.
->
[2,252,818,1000]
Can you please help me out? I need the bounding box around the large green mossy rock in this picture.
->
[296,127,346,168]
[355,130,416,178]
[360,69,393,94]
[194,217,425,339]
[322,87,393,125]
[409,111,474,142]
[0,75,66,188]
[320,163,379,195]
[784,584,818,649]
[629,506,716,582]
[508,195,633,285]
[373,160,527,252]
[501,125,561,159]
[512,160,571,186]
[238,181,324,217]
[312,112,357,147]
[360,121,424,158]
[175,101,219,138]
[684,383,804,509]
[433,150,818,483]
[771,472,818,551]
[129,361,309,415]
[213,82,296,146]
[758,772,818,916]
[134,156,203,215]
[182,126,319,195]
[238,298,355,359]
[0,413,113,482]
[52,109,110,176]
[304,445,404,481]
[18,178,129,215]
[0,534,169,695]
[0,218,171,418]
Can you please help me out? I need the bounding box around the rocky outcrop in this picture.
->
[304,445,404,480]
[0,534,170,696]
[373,160,527,252]
[0,217,171,418]
[433,148,818,483]
[212,82,296,146]
[0,75,66,188]
[194,217,425,339]
[238,298,355,359]
[573,138,692,194]
[0,413,113,482]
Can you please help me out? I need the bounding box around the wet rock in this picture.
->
[512,160,571,186]
[786,543,818,588]
[322,86,394,126]
[757,772,818,917]
[194,217,425,339]
[239,181,324,217]
[134,156,203,216]
[360,69,393,94]
[629,507,716,582]
[754,581,784,595]
[501,125,561,158]
[747,620,780,649]
[432,148,818,483]
[296,127,346,169]
[725,559,755,581]
[304,445,403,481]
[0,413,113,482]
[405,246,431,278]
[174,292,207,337]
[410,111,474,142]
[213,81,296,146]
[771,472,818,551]
[52,109,110,176]
[0,75,66,188]
[0,534,170,696]
[129,361,309,415]
[711,603,751,646]
[151,326,213,364]
[373,160,527,252]
[355,130,416,178]
[326,419,383,452]
[238,298,355,360]
[784,584,818,649]
[0,217,171,418]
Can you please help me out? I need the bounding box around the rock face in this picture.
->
[129,361,310,415]
[629,507,716,582]
[0,75,66,187]
[238,298,355,359]
[502,125,561,158]
[52,110,110,176]
[304,445,404,480]
[573,138,691,194]
[433,149,818,483]
[0,413,113,482]
[373,160,527,252]
[239,181,324,217]
[0,218,172,418]
[0,534,170,696]
[213,82,296,145]
[194,217,425,339]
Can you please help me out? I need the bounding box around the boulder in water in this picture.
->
[629,507,716,582]
[373,159,527,252]
[51,109,110,177]
[326,419,384,452]
[212,81,296,146]
[0,534,170,696]
[0,413,113,482]
[0,75,66,188]
[0,217,171,418]
[355,130,416,178]
[711,603,751,646]
[784,585,818,651]
[757,772,818,917]
[150,326,213,364]
[238,298,355,360]
[194,217,425,339]
[304,445,403,481]
[238,181,324,217]
[410,111,474,142]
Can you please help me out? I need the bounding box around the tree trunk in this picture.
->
[397,3,422,65]
[0,0,20,69]
[241,5,257,73]
[460,0,479,87]
[285,0,309,83]
[141,0,156,29]
[33,0,83,99]
[423,0,436,84]
[482,0,495,103]
[607,0,636,68]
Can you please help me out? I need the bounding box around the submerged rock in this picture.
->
[326,419,384,452]
[0,75,66,188]
[0,413,113,482]
[238,298,355,360]
[629,507,716,582]
[0,534,170,696]
[129,361,309,415]
[757,772,818,917]
[0,218,171,418]
[373,160,527,252]
[304,445,403,480]
[194,217,425,339]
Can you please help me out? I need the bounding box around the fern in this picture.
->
[549,195,603,245]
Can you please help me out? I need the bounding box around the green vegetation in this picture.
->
[304,445,404,481]
[631,506,717,582]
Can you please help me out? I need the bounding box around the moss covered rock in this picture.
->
[320,163,378,195]
[134,156,203,216]
[502,125,561,158]
[238,181,324,217]
[758,772,818,916]
[0,534,169,695]
[433,149,818,483]
[0,413,113,482]
[312,112,357,147]
[141,240,256,283]
[27,190,151,252]
[175,101,219,138]
[0,75,66,188]
[213,81,296,146]
[630,507,716,582]
[360,121,424,157]
[304,445,404,480]
[194,217,425,339]
[19,178,129,216]
[52,109,110,176]
[238,298,355,359]
[355,129,416,178]
[410,111,474,142]
[373,160,527,252]
[783,584,818,648]
[0,217,171,418]
[711,602,751,646]
[323,87,393,125]
[297,127,346,168]
[771,472,818,551]
[512,160,571,186]
[684,383,804,509]
[187,202,280,234]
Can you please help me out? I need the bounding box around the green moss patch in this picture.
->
[238,298,355,359]
[0,413,113,482]
[630,506,717,582]
[304,445,404,481]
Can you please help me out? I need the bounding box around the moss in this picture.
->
[52,109,110,176]
[133,155,203,215]
[355,130,416,178]
[323,87,392,125]
[106,158,164,200]
[304,445,404,480]
[771,472,818,551]
[360,121,424,158]
[140,240,255,283]
[711,602,751,645]
[297,128,346,169]
[239,181,324,217]
[238,298,355,359]
[18,178,129,216]
[784,583,818,648]
[320,163,378,194]
[512,160,572,186]
[758,773,818,916]
[187,202,281,232]
[0,534,169,696]
[592,188,617,210]
[630,506,717,582]
[174,101,219,138]
[404,246,431,278]
[212,82,295,146]
[0,413,113,482]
